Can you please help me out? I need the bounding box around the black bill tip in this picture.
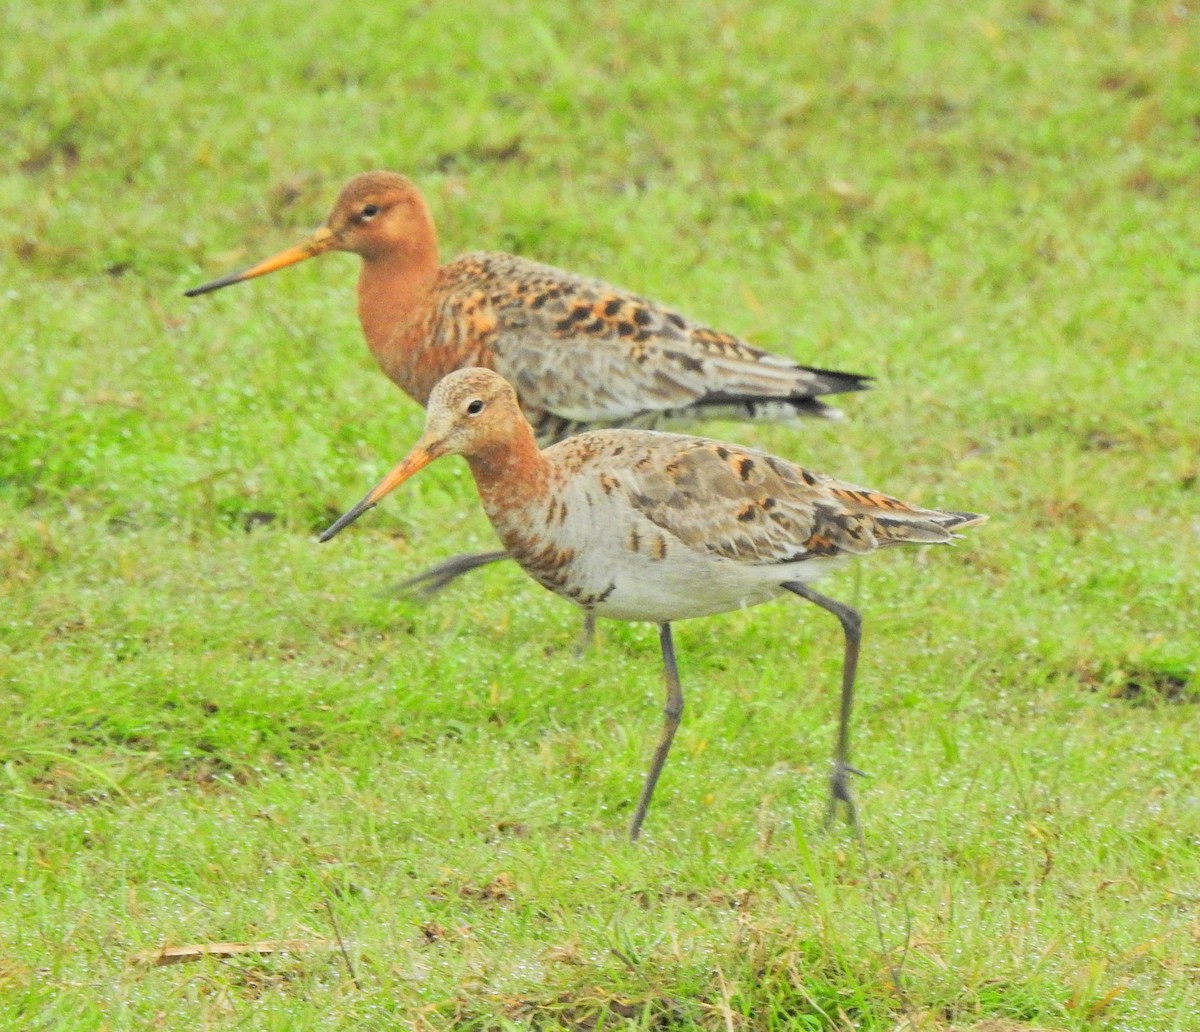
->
[183,270,248,298]
[319,498,376,543]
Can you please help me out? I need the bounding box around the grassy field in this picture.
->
[3,0,1199,1028]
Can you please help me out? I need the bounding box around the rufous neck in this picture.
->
[466,428,551,515]
[355,219,440,373]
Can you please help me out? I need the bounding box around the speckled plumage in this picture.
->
[476,425,981,623]
[187,171,870,446]
[409,251,869,445]
[320,369,987,840]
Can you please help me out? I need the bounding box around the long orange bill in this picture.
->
[318,439,441,543]
[184,227,336,297]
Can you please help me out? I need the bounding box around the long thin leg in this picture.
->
[574,612,597,658]
[390,550,598,654]
[388,550,511,598]
[782,581,864,828]
[629,623,684,843]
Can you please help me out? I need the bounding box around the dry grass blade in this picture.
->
[131,939,335,967]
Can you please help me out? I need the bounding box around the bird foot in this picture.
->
[824,760,867,830]
[385,550,511,600]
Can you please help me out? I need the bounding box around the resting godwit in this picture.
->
[186,172,871,633]
[319,368,986,842]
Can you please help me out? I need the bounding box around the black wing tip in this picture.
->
[805,368,874,395]
[691,380,871,421]
[942,510,989,532]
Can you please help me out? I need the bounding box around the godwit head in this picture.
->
[319,369,533,541]
[184,171,437,296]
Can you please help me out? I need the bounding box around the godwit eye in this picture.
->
[466,399,485,416]
[360,204,380,220]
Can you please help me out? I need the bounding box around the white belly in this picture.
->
[588,548,839,622]
[488,473,842,624]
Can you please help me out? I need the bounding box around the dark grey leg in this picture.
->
[389,550,511,598]
[782,581,864,827]
[392,551,597,655]
[574,612,597,658]
[629,623,684,843]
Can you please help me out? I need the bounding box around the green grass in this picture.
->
[3,0,1199,1028]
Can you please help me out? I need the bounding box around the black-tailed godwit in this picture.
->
[320,368,986,841]
[187,173,871,641]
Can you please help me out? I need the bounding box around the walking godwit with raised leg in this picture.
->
[319,369,986,842]
[186,173,871,636]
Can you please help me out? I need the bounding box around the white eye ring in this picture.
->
[466,399,484,416]
[360,204,380,221]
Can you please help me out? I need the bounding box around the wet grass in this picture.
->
[2,0,1199,1028]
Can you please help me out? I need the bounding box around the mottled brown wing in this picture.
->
[453,253,867,425]
[564,432,981,565]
